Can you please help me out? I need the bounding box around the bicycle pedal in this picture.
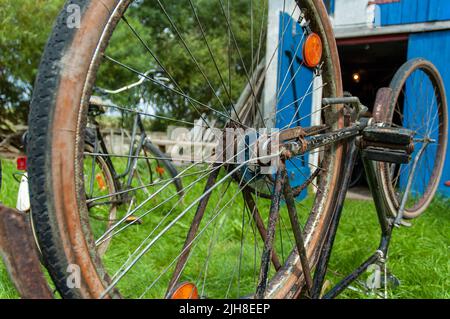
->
[125,215,143,225]
[362,147,411,164]
[363,126,414,144]
[360,126,415,164]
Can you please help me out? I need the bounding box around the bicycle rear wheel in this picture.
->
[143,140,184,196]
[28,0,344,299]
[378,59,448,218]
[84,143,118,256]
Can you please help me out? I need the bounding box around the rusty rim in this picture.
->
[378,59,448,218]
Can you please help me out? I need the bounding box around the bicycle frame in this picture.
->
[302,90,415,299]
[314,141,395,299]
[87,111,159,206]
[86,70,171,202]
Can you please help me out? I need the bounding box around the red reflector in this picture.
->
[445,181,450,187]
[17,157,27,171]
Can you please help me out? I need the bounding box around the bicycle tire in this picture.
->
[143,140,184,197]
[377,58,448,218]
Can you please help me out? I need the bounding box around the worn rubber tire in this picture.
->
[377,58,448,219]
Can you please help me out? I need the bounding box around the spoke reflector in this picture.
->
[156,166,165,176]
[95,173,107,191]
[303,33,322,68]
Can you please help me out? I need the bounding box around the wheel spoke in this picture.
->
[155,0,232,118]
[283,173,313,295]
[256,165,285,298]
[103,54,246,128]
[166,166,221,295]
[242,188,282,270]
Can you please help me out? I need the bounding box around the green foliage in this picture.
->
[0,0,64,128]
[96,0,267,130]
[0,0,268,131]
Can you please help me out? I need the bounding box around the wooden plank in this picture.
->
[0,206,54,299]
[377,0,450,25]
[334,19,450,39]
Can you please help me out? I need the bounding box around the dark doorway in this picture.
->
[337,38,408,188]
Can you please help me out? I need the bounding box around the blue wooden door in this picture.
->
[405,31,450,196]
[276,13,314,199]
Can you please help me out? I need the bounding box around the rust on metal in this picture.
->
[292,167,322,197]
[242,188,282,270]
[259,0,346,299]
[0,205,53,299]
[373,87,393,123]
[256,165,285,298]
[283,176,313,296]
[278,127,306,142]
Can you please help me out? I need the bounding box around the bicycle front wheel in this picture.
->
[378,59,448,218]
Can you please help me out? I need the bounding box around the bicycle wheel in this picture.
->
[28,0,344,299]
[84,143,118,256]
[143,140,184,197]
[377,59,448,218]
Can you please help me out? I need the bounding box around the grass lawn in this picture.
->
[0,158,448,299]
[0,159,21,298]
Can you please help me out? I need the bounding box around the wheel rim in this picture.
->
[381,60,448,218]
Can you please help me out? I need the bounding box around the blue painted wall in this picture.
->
[276,13,314,199]
[379,0,450,26]
[324,0,335,15]
[406,30,450,197]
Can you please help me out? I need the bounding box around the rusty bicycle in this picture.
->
[27,0,447,299]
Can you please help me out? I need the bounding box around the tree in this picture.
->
[0,0,267,133]
[0,0,64,133]
[96,0,267,130]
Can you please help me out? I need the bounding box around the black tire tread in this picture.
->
[28,0,91,299]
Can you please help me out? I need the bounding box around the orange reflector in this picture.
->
[156,166,165,176]
[303,33,323,68]
[125,215,143,225]
[95,173,107,191]
[170,282,199,299]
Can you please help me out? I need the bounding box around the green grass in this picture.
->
[0,159,21,298]
[327,199,449,299]
[0,158,448,299]
[0,160,20,209]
